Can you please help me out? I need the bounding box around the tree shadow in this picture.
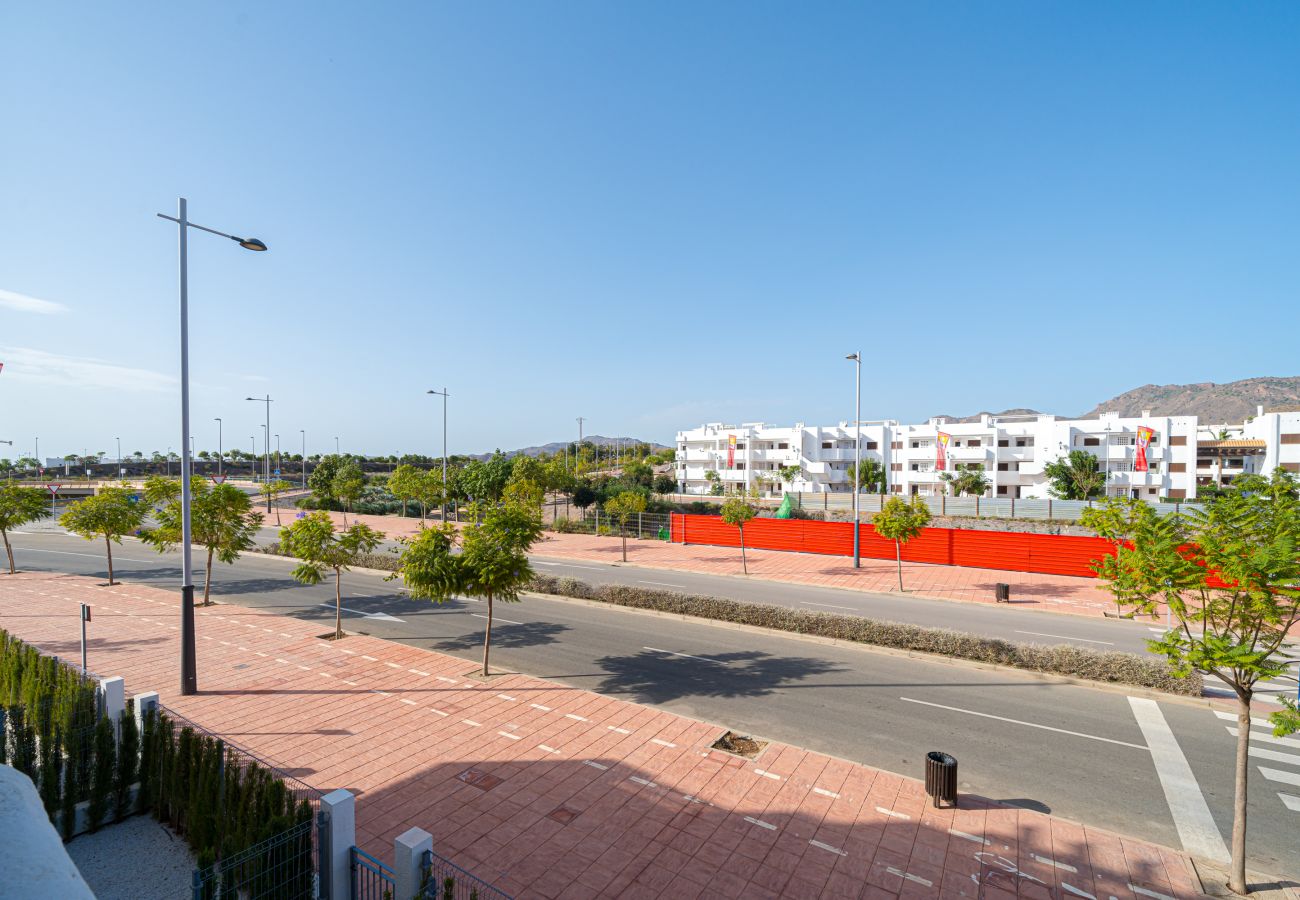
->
[592,648,844,704]
[434,621,570,652]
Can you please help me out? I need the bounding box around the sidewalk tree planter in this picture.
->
[603,491,647,562]
[394,500,543,676]
[59,488,147,585]
[872,496,931,591]
[141,476,264,606]
[1089,469,1300,896]
[279,511,384,639]
[720,498,757,574]
[0,485,51,573]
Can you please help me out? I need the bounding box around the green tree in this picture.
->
[279,511,384,639]
[873,496,931,591]
[140,476,264,606]
[260,479,296,526]
[844,459,886,493]
[1090,471,1300,894]
[704,470,723,496]
[388,464,423,519]
[778,465,802,488]
[332,461,366,527]
[603,491,647,562]
[459,451,514,503]
[1044,450,1106,500]
[571,482,598,510]
[653,473,677,494]
[308,454,345,511]
[0,485,51,574]
[720,497,758,574]
[1081,496,1159,617]
[60,488,147,585]
[394,502,543,675]
[940,463,990,498]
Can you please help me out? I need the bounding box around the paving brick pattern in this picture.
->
[2,571,1208,899]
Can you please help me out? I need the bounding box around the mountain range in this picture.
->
[934,376,1300,425]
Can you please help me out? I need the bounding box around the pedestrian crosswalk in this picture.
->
[1214,709,1300,814]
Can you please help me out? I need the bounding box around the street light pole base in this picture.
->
[180,583,197,695]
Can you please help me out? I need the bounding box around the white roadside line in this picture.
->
[637,580,685,588]
[1127,697,1229,863]
[900,698,1148,750]
[471,613,523,625]
[800,601,857,610]
[643,646,722,664]
[317,602,404,623]
[1015,631,1114,646]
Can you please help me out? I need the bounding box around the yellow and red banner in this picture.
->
[727,434,736,469]
[936,432,951,471]
[1135,426,1155,472]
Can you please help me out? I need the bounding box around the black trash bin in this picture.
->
[995,583,1010,602]
[925,751,958,808]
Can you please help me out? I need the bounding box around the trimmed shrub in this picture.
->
[526,575,1203,696]
[114,708,139,821]
[88,715,116,832]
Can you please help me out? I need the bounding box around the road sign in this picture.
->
[46,484,61,494]
[211,475,228,484]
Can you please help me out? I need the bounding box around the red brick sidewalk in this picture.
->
[276,510,1123,619]
[2,571,1210,900]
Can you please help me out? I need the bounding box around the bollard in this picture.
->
[925,751,958,808]
[995,583,1010,603]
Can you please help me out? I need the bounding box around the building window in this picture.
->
[890,463,902,471]
[1170,435,1187,446]
[822,441,833,449]
[997,485,1008,495]
[735,462,745,470]
[778,442,788,449]
[1015,438,1033,447]
[997,462,1009,471]
[998,439,1009,447]
[968,439,981,447]
[1083,437,1100,447]
[891,441,902,450]
[735,443,745,450]
[865,441,878,450]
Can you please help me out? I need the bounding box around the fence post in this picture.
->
[133,692,159,744]
[975,496,980,517]
[1048,499,1053,520]
[941,494,946,516]
[320,789,355,900]
[1010,497,1015,518]
[637,512,642,540]
[99,676,124,742]
[394,827,433,900]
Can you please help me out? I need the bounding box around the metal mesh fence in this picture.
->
[420,848,514,900]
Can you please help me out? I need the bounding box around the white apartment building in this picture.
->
[675,407,1300,501]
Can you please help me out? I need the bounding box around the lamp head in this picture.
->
[846,353,860,362]
[237,237,268,252]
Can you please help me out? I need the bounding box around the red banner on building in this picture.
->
[935,432,951,471]
[727,434,736,469]
[1135,426,1155,473]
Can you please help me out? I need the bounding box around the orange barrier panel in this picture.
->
[671,513,1117,579]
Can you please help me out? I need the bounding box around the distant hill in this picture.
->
[1080,376,1300,423]
[470,435,670,461]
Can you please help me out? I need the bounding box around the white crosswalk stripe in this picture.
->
[1220,718,1300,814]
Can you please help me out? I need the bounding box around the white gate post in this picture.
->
[394,827,433,900]
[320,789,355,900]
[99,676,125,741]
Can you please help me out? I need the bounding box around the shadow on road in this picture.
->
[593,648,844,704]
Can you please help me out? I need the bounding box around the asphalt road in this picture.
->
[8,529,1299,879]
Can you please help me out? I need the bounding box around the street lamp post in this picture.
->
[427,389,449,520]
[116,437,122,478]
[158,197,266,696]
[215,418,223,478]
[275,433,281,482]
[577,417,585,474]
[246,395,272,511]
[334,436,340,456]
[300,430,306,489]
[847,352,862,569]
[250,437,256,478]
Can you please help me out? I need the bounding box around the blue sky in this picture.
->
[2,3,1298,459]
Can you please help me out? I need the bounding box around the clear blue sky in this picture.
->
[3,3,1298,459]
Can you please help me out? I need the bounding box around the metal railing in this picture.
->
[193,817,316,900]
[550,508,674,540]
[419,848,513,900]
[352,846,397,900]
[782,492,1204,522]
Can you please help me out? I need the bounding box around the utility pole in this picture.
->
[301,430,307,489]
[427,389,450,521]
[577,417,585,475]
[215,418,223,478]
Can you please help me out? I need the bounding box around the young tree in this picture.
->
[332,461,366,527]
[720,497,758,574]
[259,479,295,526]
[844,459,887,493]
[279,511,385,639]
[60,488,147,585]
[873,496,931,591]
[1081,496,1159,617]
[1090,470,1300,895]
[940,463,990,498]
[387,464,423,519]
[394,501,543,675]
[603,491,647,562]
[1043,450,1107,500]
[705,470,724,496]
[0,485,51,574]
[459,451,514,503]
[140,476,264,606]
[308,454,344,511]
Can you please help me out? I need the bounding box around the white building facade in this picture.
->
[675,407,1300,501]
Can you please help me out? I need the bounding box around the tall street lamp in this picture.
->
[158,197,266,695]
[214,418,223,478]
[334,436,340,456]
[847,352,862,569]
[300,430,307,488]
[246,395,272,511]
[427,389,449,520]
[116,437,122,478]
[275,433,281,481]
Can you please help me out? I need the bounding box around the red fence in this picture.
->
[670,513,1116,579]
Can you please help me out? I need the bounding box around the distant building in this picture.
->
[675,407,1300,501]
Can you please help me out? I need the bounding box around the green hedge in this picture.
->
[526,575,1204,696]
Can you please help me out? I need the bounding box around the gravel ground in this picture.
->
[67,815,195,899]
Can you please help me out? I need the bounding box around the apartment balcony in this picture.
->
[678,449,715,462]
[997,447,1037,463]
[813,449,859,462]
[749,448,801,463]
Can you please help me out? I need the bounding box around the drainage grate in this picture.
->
[456,768,503,791]
[546,806,579,825]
